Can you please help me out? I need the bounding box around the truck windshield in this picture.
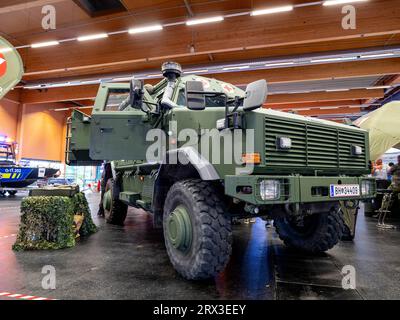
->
[177,89,230,108]
[104,89,130,111]
[0,143,16,164]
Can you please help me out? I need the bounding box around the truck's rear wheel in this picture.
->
[103,178,128,225]
[163,179,232,280]
[7,190,17,196]
[274,207,344,253]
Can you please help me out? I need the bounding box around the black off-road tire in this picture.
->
[104,178,128,225]
[163,179,232,280]
[7,190,17,196]
[274,208,344,253]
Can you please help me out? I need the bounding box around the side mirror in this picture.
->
[130,79,144,109]
[186,81,206,110]
[243,79,268,111]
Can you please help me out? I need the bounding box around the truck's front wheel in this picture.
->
[163,179,232,280]
[274,207,344,253]
[103,178,128,225]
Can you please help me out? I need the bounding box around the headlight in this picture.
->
[277,137,292,150]
[361,180,373,195]
[260,180,280,200]
[216,118,226,130]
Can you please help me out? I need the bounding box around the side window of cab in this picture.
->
[176,88,186,106]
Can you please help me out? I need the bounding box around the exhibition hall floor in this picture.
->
[0,192,399,300]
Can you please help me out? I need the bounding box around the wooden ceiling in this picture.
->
[1,0,399,121]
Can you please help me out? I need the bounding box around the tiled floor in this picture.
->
[0,191,399,300]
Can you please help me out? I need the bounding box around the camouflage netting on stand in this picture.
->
[71,192,97,237]
[13,192,97,251]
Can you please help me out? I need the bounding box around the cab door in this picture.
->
[66,110,102,166]
[89,84,155,161]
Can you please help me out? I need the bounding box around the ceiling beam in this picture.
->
[18,0,400,81]
[285,107,362,117]
[55,105,363,118]
[21,85,99,104]
[20,82,384,105]
[267,89,384,104]
[22,57,400,89]
[388,75,400,85]
[0,0,64,14]
[183,0,194,17]
[2,89,21,103]
[264,100,362,110]
[211,58,400,85]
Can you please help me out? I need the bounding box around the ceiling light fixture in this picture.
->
[223,65,250,71]
[111,77,132,82]
[30,41,60,48]
[128,25,163,34]
[185,69,209,74]
[323,0,368,6]
[264,61,294,67]
[360,53,394,59]
[310,56,357,63]
[326,89,350,92]
[77,33,108,42]
[186,16,224,26]
[251,5,294,16]
[80,79,102,84]
[366,86,391,89]
[319,106,340,110]
[25,85,45,89]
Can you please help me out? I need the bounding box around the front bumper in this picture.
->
[224,175,376,205]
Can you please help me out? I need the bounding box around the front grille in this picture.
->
[264,116,367,169]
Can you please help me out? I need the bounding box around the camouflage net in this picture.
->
[13,192,97,251]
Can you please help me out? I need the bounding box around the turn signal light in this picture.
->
[242,153,261,165]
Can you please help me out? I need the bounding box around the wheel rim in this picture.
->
[103,190,112,212]
[166,205,192,253]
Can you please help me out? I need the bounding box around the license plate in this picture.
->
[329,184,360,197]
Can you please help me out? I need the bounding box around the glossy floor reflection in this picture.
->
[0,192,399,300]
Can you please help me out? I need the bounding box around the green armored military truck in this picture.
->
[66,62,375,280]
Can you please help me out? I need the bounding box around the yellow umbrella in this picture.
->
[353,101,400,161]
